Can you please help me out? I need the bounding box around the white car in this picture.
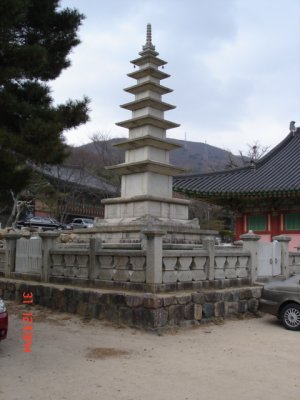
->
[71,218,94,229]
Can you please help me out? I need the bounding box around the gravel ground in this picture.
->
[0,301,299,400]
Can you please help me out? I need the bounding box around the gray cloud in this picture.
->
[53,0,300,153]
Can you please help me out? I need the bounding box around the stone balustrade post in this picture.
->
[89,237,102,280]
[202,237,215,281]
[4,233,22,278]
[39,232,60,282]
[240,231,261,283]
[142,229,165,285]
[273,235,291,278]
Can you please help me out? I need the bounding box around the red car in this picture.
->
[0,298,8,341]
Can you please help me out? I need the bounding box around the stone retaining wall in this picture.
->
[0,279,262,331]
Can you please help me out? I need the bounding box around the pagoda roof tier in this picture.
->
[173,129,300,199]
[116,115,180,130]
[106,160,186,176]
[130,54,167,67]
[127,66,170,80]
[120,97,175,111]
[124,81,172,95]
[114,135,181,151]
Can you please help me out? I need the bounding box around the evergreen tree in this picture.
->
[0,0,89,205]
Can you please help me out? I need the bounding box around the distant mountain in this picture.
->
[72,137,243,174]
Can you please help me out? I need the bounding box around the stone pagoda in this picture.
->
[96,24,201,243]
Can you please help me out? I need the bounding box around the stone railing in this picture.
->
[0,245,5,273]
[0,231,296,293]
[289,252,300,275]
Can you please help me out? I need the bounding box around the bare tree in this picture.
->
[225,140,270,169]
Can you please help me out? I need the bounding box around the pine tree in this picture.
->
[0,0,90,205]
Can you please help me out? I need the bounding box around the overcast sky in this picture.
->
[53,0,300,154]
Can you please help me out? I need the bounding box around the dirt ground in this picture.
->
[1,301,299,400]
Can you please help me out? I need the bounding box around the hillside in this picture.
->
[72,137,242,174]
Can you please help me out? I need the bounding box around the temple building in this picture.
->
[173,127,300,251]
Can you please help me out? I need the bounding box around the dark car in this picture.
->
[17,217,67,230]
[0,298,8,341]
[259,274,300,331]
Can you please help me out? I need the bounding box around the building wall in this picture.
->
[236,210,300,251]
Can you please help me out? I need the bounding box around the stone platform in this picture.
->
[0,278,262,331]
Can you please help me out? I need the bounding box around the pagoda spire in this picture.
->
[143,23,155,51]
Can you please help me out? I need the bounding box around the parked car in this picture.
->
[259,274,300,331]
[0,298,8,341]
[17,217,67,230]
[71,218,94,229]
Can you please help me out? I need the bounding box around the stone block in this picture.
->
[130,256,146,270]
[178,257,192,270]
[202,303,214,318]
[125,295,144,308]
[64,254,76,267]
[113,269,130,281]
[215,257,226,269]
[119,307,133,325]
[251,287,262,298]
[226,257,237,268]
[163,271,177,283]
[163,257,177,271]
[238,300,248,313]
[114,256,129,269]
[215,269,226,280]
[192,293,205,304]
[168,305,185,324]
[104,305,119,322]
[132,307,168,328]
[97,269,114,280]
[163,296,177,307]
[51,266,64,276]
[177,294,192,304]
[184,304,195,320]
[225,302,239,315]
[214,301,225,317]
[111,294,126,306]
[77,268,88,278]
[129,270,146,283]
[223,290,240,302]
[193,257,207,269]
[194,304,202,320]
[88,292,103,304]
[239,289,253,300]
[143,295,163,309]
[98,256,113,268]
[77,301,89,317]
[177,270,193,282]
[248,298,258,312]
[91,304,105,320]
[225,269,237,279]
[150,308,168,328]
[192,270,206,281]
[204,292,224,303]
[236,268,248,278]
[238,256,249,268]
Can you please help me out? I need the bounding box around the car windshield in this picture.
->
[83,219,93,223]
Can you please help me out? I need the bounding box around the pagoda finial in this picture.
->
[143,23,155,51]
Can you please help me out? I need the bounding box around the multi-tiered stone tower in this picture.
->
[97,24,201,243]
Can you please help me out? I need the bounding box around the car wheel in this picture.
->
[280,303,300,331]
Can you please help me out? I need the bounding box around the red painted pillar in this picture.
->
[271,212,280,237]
[235,215,244,240]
